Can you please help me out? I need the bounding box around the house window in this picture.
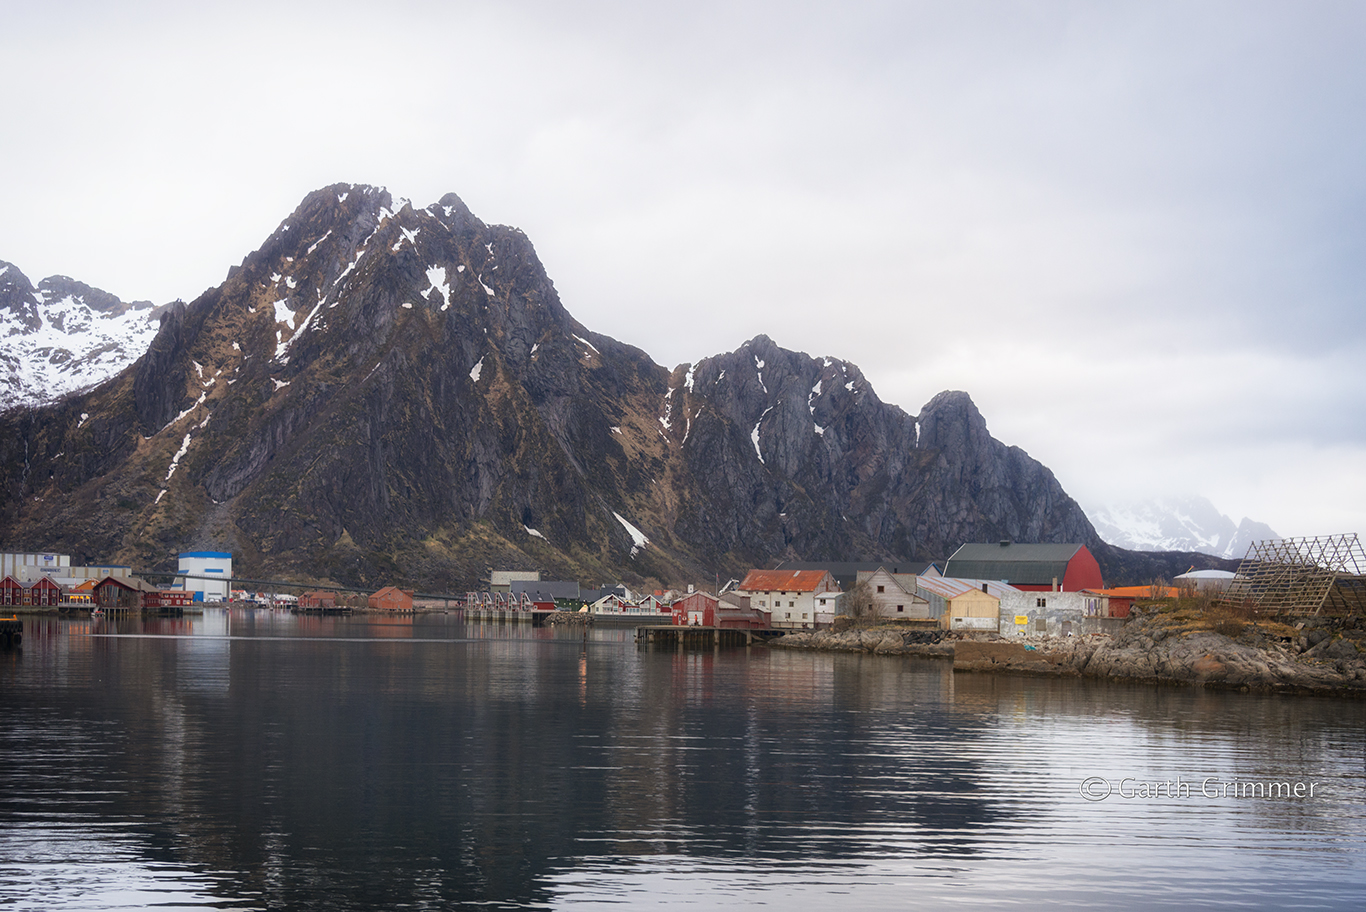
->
[789,601,795,608]
[802,613,808,619]
[758,600,765,607]
[897,605,904,612]
[785,612,791,619]
[877,585,885,593]
[1036,597,1047,608]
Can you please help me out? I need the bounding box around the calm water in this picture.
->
[1,609,1364,910]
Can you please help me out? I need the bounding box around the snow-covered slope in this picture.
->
[1087,495,1279,559]
[0,261,165,411]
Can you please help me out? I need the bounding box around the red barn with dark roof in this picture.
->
[942,542,1102,592]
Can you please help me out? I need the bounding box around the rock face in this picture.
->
[0,260,165,409]
[0,184,1219,590]
[949,612,1366,695]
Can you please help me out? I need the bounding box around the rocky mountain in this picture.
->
[0,184,1229,590]
[0,261,167,410]
[1089,495,1280,559]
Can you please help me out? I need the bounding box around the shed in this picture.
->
[916,576,1018,630]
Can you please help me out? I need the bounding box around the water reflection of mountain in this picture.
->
[2,618,1363,909]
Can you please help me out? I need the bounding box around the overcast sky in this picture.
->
[2,0,1362,538]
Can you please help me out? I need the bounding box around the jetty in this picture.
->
[465,607,555,625]
[0,616,21,646]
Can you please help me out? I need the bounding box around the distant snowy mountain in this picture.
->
[1087,495,1279,559]
[0,261,166,411]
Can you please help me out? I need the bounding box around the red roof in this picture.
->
[738,569,833,593]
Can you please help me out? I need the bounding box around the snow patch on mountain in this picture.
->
[0,262,163,411]
[1087,495,1280,559]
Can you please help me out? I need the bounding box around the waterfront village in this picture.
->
[1,542,1231,640]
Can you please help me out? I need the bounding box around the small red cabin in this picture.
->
[1,576,25,606]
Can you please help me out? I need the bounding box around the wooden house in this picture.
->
[28,576,64,607]
[0,576,25,606]
[856,568,932,619]
[672,592,769,629]
[94,575,159,610]
[369,586,415,612]
[298,590,337,610]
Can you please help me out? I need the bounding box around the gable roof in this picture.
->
[511,580,580,600]
[738,569,835,593]
[856,567,923,594]
[95,575,160,593]
[943,542,1088,585]
[769,561,938,588]
[916,576,1018,600]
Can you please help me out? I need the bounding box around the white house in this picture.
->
[736,569,840,630]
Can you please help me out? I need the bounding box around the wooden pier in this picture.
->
[465,608,554,625]
[0,616,21,647]
[634,625,784,648]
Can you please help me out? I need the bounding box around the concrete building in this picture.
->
[998,590,1122,638]
[1,552,69,581]
[178,551,232,602]
[1,553,134,583]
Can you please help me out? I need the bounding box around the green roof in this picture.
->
[943,543,1086,586]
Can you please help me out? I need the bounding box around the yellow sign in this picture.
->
[1014,615,1029,625]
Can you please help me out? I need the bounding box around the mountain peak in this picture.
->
[1,183,1113,587]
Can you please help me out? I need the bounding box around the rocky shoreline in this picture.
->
[771,610,1366,697]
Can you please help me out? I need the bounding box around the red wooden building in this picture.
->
[299,590,337,610]
[28,576,63,606]
[145,588,195,610]
[671,592,771,629]
[369,586,415,611]
[1,576,25,606]
[1,575,67,606]
[942,542,1103,592]
[94,576,160,609]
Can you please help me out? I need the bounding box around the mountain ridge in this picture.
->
[1088,495,1280,559]
[1,260,169,411]
[0,184,1233,589]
